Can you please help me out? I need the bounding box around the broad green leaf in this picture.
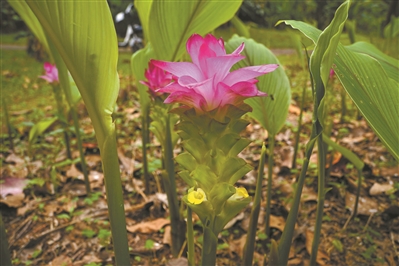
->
[147,0,242,61]
[135,0,153,42]
[29,117,57,145]
[346,42,399,83]
[383,16,399,38]
[26,0,119,146]
[281,20,399,160]
[8,0,49,54]
[225,35,291,136]
[131,43,154,112]
[309,0,349,105]
[26,1,131,264]
[322,134,364,170]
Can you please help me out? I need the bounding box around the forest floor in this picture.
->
[1,42,399,266]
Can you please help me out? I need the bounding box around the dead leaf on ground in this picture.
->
[166,257,188,266]
[49,255,73,266]
[229,233,247,256]
[126,218,170,234]
[269,215,286,232]
[289,104,301,115]
[117,148,134,175]
[162,225,172,246]
[345,192,378,215]
[369,183,394,196]
[66,164,83,179]
[305,229,329,265]
[0,193,25,208]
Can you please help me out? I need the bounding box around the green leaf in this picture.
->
[29,117,57,145]
[26,0,119,146]
[135,0,153,42]
[146,0,242,61]
[280,11,399,161]
[346,42,399,83]
[225,35,291,136]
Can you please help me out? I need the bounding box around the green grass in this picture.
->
[0,32,28,46]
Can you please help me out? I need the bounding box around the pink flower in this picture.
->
[140,61,174,97]
[151,34,278,113]
[39,62,58,83]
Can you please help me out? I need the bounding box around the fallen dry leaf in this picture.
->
[117,148,135,175]
[289,104,301,115]
[305,229,329,265]
[345,192,378,215]
[269,215,286,232]
[369,183,394,196]
[162,225,172,246]
[49,255,73,266]
[66,164,83,179]
[0,193,25,208]
[126,218,170,234]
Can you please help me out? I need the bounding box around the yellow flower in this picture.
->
[236,187,249,198]
[187,188,207,205]
[229,187,249,200]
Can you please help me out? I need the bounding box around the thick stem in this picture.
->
[0,213,11,266]
[265,136,275,236]
[187,207,195,266]
[242,144,266,265]
[278,138,316,266]
[201,226,218,266]
[102,129,130,265]
[309,135,326,265]
[163,114,184,257]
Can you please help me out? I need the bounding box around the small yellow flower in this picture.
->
[236,187,249,198]
[187,188,207,205]
[229,187,249,200]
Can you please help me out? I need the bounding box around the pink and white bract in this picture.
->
[141,61,174,97]
[39,62,59,83]
[151,34,278,113]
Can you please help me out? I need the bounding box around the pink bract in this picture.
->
[151,34,278,113]
[140,61,174,97]
[39,62,59,83]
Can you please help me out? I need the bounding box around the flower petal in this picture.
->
[223,64,279,86]
[152,60,204,81]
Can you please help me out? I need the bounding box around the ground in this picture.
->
[1,41,398,266]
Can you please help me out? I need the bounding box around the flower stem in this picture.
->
[141,107,150,194]
[278,137,317,265]
[242,143,266,265]
[187,207,195,266]
[163,114,184,257]
[292,78,308,169]
[265,135,275,237]
[201,226,218,266]
[102,129,130,265]
[309,135,326,265]
[2,98,14,151]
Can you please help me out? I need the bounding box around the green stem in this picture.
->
[187,207,195,266]
[0,213,11,266]
[163,114,184,257]
[141,107,150,194]
[340,88,347,123]
[278,137,317,266]
[242,144,266,265]
[70,105,91,194]
[265,136,275,236]
[52,84,72,159]
[309,134,326,265]
[2,98,14,152]
[292,79,307,169]
[102,129,130,265]
[201,226,218,266]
